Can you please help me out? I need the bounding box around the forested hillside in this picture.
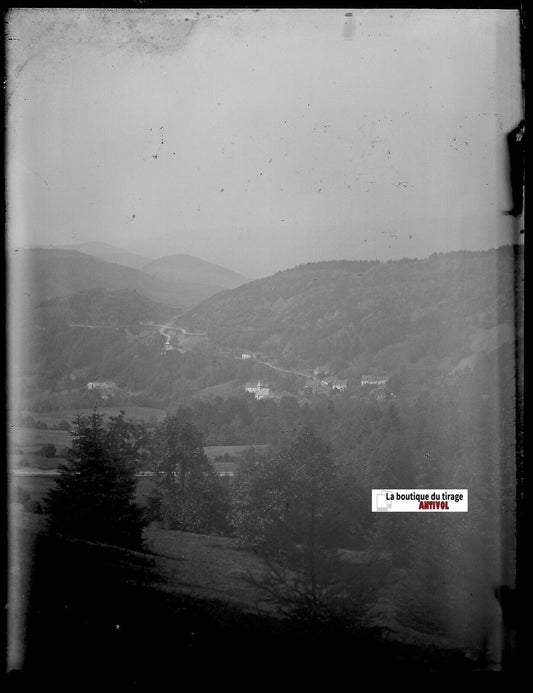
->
[184,247,519,378]
[11,246,521,414]
[37,289,175,327]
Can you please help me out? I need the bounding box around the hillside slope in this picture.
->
[37,288,176,327]
[142,254,248,291]
[11,246,521,413]
[59,242,151,270]
[182,247,520,379]
[10,249,209,311]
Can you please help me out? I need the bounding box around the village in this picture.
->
[156,322,395,405]
[240,352,395,403]
[86,344,395,405]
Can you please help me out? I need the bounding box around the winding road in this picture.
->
[159,317,311,382]
[159,316,207,342]
[251,358,310,380]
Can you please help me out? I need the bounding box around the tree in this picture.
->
[45,410,146,549]
[40,443,56,458]
[232,424,384,624]
[148,414,228,533]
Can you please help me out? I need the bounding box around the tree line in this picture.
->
[43,338,516,630]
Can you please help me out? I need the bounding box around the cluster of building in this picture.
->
[300,376,348,396]
[243,363,394,404]
[86,381,119,400]
[299,373,394,402]
[244,380,274,400]
[360,374,393,401]
[161,334,181,354]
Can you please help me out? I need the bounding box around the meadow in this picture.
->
[17,406,167,425]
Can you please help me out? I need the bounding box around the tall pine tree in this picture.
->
[45,410,146,549]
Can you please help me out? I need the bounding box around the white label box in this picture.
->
[372,489,468,512]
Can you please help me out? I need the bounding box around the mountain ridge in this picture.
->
[36,288,176,327]
[142,253,248,290]
[11,248,186,309]
[10,248,246,311]
[181,245,519,380]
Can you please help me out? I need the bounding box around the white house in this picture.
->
[245,380,272,400]
[330,379,348,391]
[87,381,116,391]
[369,387,387,402]
[361,374,389,388]
[301,378,329,396]
[87,381,118,400]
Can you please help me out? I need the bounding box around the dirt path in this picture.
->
[253,357,310,379]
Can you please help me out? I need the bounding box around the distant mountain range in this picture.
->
[56,242,151,270]
[13,247,249,311]
[121,216,519,278]
[52,243,248,288]
[11,248,186,310]
[141,254,247,290]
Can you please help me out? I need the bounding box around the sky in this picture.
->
[7,8,523,277]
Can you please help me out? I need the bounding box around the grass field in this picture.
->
[15,406,167,425]
[10,454,61,470]
[9,427,71,471]
[10,473,156,508]
[8,509,478,683]
[193,380,241,400]
[9,426,71,449]
[143,525,268,610]
[204,444,270,459]
[9,423,270,475]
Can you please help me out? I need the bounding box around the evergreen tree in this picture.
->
[45,410,146,549]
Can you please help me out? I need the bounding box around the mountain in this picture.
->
[125,234,257,278]
[124,216,518,279]
[12,245,521,415]
[142,254,248,291]
[37,288,176,327]
[57,242,151,270]
[10,249,186,310]
[20,246,247,305]
[182,246,520,381]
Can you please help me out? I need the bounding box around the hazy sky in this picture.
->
[7,8,522,277]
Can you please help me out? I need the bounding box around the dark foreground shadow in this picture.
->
[7,532,477,687]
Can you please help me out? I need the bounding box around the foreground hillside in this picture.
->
[9,511,477,684]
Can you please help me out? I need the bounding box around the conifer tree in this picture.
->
[45,410,146,549]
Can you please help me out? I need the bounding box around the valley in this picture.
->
[7,242,521,677]
[9,245,520,417]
